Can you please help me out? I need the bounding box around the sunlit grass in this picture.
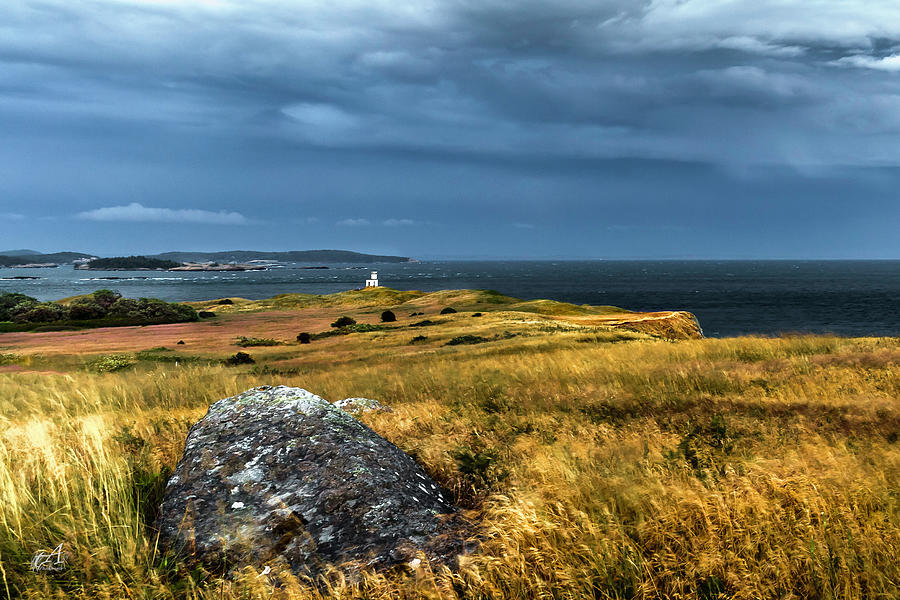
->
[0,305,898,598]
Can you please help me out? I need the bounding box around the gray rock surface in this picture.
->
[334,397,392,415]
[156,386,461,577]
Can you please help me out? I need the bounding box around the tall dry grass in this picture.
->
[0,331,898,599]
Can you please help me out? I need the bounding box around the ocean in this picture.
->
[1,260,899,338]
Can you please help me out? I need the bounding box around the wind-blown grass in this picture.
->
[0,302,897,599]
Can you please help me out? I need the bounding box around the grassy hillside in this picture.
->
[0,290,896,599]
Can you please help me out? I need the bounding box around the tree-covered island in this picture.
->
[77,256,183,270]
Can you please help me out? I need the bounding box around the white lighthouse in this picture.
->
[365,271,379,288]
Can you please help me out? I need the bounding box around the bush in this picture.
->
[90,354,137,373]
[410,319,436,327]
[0,353,19,365]
[198,311,216,318]
[331,316,357,328]
[0,293,37,321]
[297,332,311,344]
[446,335,490,346]
[67,299,107,320]
[108,297,198,324]
[380,310,396,323]
[440,307,457,314]
[218,298,233,305]
[91,289,122,309]
[225,351,254,365]
[472,312,483,317]
[234,336,281,347]
[13,302,67,323]
[410,335,428,343]
[2,289,196,328]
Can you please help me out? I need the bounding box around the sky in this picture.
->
[2,0,900,259]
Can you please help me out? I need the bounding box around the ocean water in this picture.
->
[1,260,899,338]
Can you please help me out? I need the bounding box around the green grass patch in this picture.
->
[234,336,283,347]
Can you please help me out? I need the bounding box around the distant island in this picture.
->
[150,250,413,263]
[0,249,413,268]
[78,256,182,270]
[0,251,94,267]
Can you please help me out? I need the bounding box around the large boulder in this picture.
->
[156,386,462,577]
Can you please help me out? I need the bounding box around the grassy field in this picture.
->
[0,289,897,599]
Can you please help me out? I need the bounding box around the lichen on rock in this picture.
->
[334,397,392,415]
[156,386,463,578]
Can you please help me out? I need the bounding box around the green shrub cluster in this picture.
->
[225,351,254,365]
[331,315,357,328]
[234,336,282,347]
[0,290,198,327]
[0,353,19,366]
[89,354,137,373]
[446,334,491,346]
[312,323,390,340]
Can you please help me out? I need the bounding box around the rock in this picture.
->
[334,397,392,415]
[156,386,462,578]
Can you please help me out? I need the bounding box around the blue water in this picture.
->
[1,261,899,338]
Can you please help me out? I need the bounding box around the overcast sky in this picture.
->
[2,0,900,259]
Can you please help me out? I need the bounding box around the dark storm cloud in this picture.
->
[2,1,900,257]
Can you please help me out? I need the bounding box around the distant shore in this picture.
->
[74,263,268,272]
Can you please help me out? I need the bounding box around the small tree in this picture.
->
[225,351,254,365]
[380,310,396,323]
[68,299,107,320]
[440,307,457,315]
[331,316,356,328]
[297,332,311,344]
[92,289,122,309]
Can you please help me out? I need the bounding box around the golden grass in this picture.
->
[0,298,897,599]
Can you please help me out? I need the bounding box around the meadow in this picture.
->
[0,288,897,599]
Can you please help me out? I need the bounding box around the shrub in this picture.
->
[297,332,311,344]
[234,336,281,347]
[440,307,457,315]
[68,299,107,320]
[90,354,137,373]
[410,335,428,343]
[472,312,483,317]
[410,319,436,327]
[380,310,396,323]
[446,335,490,346]
[13,302,67,323]
[198,311,216,318]
[108,297,198,324]
[225,351,254,365]
[331,316,357,328]
[91,289,122,309]
[218,298,233,305]
[0,293,37,321]
[348,323,387,333]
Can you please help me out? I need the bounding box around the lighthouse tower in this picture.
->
[365,271,379,288]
